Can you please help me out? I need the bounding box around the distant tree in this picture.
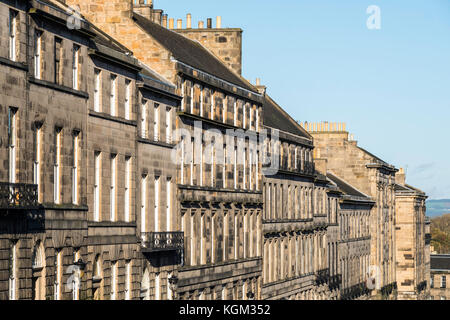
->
[431,214,450,254]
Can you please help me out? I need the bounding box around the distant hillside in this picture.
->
[426,199,450,218]
[431,213,450,254]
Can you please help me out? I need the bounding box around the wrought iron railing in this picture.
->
[417,281,427,293]
[341,282,371,300]
[315,268,330,285]
[380,282,397,297]
[0,182,38,209]
[141,232,184,253]
[328,274,342,290]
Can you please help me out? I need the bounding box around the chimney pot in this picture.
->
[162,14,168,28]
[216,16,222,28]
[207,18,212,28]
[169,18,174,29]
[187,13,192,29]
[256,78,261,86]
[198,21,204,28]
[177,19,182,29]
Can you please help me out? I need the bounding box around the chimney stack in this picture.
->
[396,168,406,186]
[207,18,212,29]
[153,9,162,25]
[186,13,192,29]
[169,18,174,29]
[177,19,182,29]
[216,16,222,28]
[162,14,168,28]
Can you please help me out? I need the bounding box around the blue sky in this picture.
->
[158,0,450,199]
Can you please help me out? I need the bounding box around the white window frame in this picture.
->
[94,152,101,222]
[249,149,252,190]
[125,261,131,300]
[94,69,101,112]
[190,139,194,186]
[167,273,173,300]
[125,79,131,120]
[211,91,214,120]
[9,243,17,300]
[181,80,185,111]
[54,250,62,300]
[110,74,117,116]
[190,213,195,266]
[124,157,131,223]
[54,128,62,204]
[223,146,227,189]
[243,103,247,129]
[166,178,171,232]
[72,132,79,205]
[200,213,205,265]
[190,85,194,114]
[234,213,239,260]
[256,151,259,191]
[223,96,227,123]
[166,107,172,143]
[72,251,80,300]
[200,86,204,117]
[180,136,185,185]
[154,176,160,232]
[234,100,237,126]
[154,103,159,142]
[199,142,203,187]
[154,273,160,300]
[243,148,247,190]
[9,108,17,184]
[9,10,17,62]
[34,30,42,79]
[111,262,117,300]
[141,99,148,138]
[110,154,116,222]
[234,147,237,189]
[141,175,147,233]
[72,44,80,90]
[34,125,41,202]
[211,142,215,187]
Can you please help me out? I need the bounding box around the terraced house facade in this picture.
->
[0,0,429,300]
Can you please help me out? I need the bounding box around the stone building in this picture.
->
[394,168,429,300]
[301,122,399,299]
[0,0,182,300]
[66,0,266,300]
[325,172,374,300]
[0,0,430,301]
[430,254,450,300]
[260,95,323,300]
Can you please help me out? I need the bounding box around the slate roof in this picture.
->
[326,172,370,199]
[394,183,427,196]
[431,255,450,271]
[132,13,257,93]
[263,95,312,139]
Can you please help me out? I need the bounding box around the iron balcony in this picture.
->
[141,232,184,253]
[0,182,39,210]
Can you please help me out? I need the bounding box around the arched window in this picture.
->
[92,254,103,300]
[32,241,46,300]
[141,268,150,300]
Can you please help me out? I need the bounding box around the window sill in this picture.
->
[28,77,89,99]
[0,56,28,71]
[89,110,137,127]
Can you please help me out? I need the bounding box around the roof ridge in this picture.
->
[132,13,258,93]
[327,171,371,199]
[265,95,313,140]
